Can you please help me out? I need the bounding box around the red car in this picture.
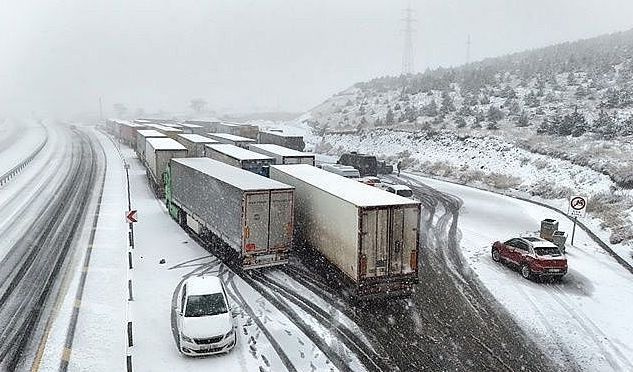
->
[491,237,567,280]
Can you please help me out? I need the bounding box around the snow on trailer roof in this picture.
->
[146,137,187,151]
[120,122,144,128]
[158,126,182,133]
[260,130,303,138]
[206,144,273,161]
[179,123,204,129]
[137,129,167,138]
[177,134,219,143]
[271,164,419,207]
[249,143,313,158]
[207,133,256,142]
[173,158,292,191]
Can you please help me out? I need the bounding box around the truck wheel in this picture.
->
[520,264,532,280]
[491,249,501,262]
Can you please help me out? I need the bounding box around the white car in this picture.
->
[379,183,414,198]
[175,275,236,356]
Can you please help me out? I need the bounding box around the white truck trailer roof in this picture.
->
[206,144,273,161]
[146,137,187,151]
[177,134,218,144]
[207,133,256,142]
[271,164,418,207]
[137,129,166,138]
[249,143,311,158]
[259,130,302,138]
[173,158,292,191]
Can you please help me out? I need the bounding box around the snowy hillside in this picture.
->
[281,29,633,252]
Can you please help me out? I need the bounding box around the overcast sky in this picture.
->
[2,0,633,118]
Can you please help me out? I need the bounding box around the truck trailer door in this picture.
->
[389,208,405,274]
[361,209,389,278]
[389,206,419,275]
[243,192,271,253]
[268,190,293,251]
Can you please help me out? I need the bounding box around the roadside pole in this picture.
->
[125,162,134,249]
[568,195,587,247]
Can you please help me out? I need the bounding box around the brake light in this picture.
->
[360,255,367,277]
[410,251,417,269]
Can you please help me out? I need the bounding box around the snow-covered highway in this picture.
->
[0,123,101,371]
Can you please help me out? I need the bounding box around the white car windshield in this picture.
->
[185,293,228,317]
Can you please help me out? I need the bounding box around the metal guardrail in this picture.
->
[0,126,48,186]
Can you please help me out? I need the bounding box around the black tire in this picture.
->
[491,249,501,262]
[520,264,532,280]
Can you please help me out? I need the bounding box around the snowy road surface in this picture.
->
[0,124,99,370]
[405,173,633,372]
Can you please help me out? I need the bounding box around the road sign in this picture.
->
[126,210,138,223]
[569,195,587,218]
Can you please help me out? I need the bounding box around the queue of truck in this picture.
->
[104,118,421,299]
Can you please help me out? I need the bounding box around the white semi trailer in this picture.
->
[145,137,188,197]
[175,134,219,157]
[269,164,421,299]
[248,143,315,166]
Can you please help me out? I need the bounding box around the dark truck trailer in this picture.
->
[205,143,275,177]
[257,131,305,152]
[175,134,219,157]
[166,158,294,269]
[269,164,421,299]
[338,152,377,177]
[119,122,145,147]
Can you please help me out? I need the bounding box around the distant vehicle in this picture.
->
[248,143,315,166]
[338,152,377,177]
[145,137,188,197]
[379,184,414,198]
[357,176,381,186]
[206,133,256,149]
[321,163,360,178]
[491,237,568,280]
[175,275,236,356]
[205,143,275,177]
[257,131,306,151]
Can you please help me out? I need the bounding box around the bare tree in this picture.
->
[190,98,208,114]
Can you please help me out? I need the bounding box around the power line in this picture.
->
[401,5,416,75]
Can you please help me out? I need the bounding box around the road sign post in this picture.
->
[568,195,588,246]
[124,161,136,249]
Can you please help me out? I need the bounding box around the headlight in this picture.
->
[181,335,194,343]
[224,329,234,339]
